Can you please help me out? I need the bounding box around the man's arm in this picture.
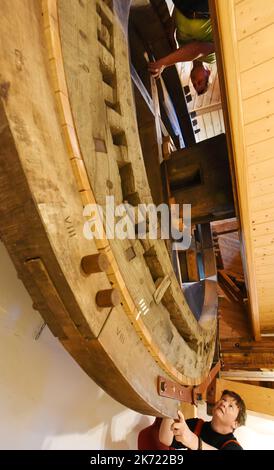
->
[148,41,214,78]
[159,418,175,446]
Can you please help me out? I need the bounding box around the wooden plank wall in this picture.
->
[179,61,225,142]
[214,0,274,337]
[216,378,274,417]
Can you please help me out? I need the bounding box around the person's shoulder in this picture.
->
[220,436,243,450]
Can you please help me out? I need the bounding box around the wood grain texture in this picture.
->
[216,378,274,417]
[0,0,218,415]
[213,0,274,338]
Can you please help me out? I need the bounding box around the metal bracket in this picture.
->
[158,361,221,405]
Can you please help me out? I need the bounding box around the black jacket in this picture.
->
[171,418,243,450]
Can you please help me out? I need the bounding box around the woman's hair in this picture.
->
[221,390,247,426]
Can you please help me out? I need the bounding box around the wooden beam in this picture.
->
[220,371,274,381]
[218,269,243,302]
[192,102,222,117]
[209,0,261,341]
[225,271,245,283]
[162,135,176,160]
[186,249,200,282]
[221,338,274,353]
[221,352,274,370]
[172,246,183,286]
[179,402,196,419]
[212,219,239,236]
[153,275,171,304]
[149,67,164,164]
[216,378,274,417]
[214,248,224,270]
[199,223,217,278]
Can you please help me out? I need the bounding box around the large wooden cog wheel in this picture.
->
[0,0,217,416]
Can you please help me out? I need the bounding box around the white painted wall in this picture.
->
[0,242,153,450]
[1,241,274,450]
[236,411,274,450]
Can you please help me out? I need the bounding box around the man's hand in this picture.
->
[171,411,198,450]
[148,42,215,80]
[148,60,166,79]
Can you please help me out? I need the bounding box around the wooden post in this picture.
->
[96,288,121,308]
[179,402,196,419]
[206,379,217,416]
[153,275,171,304]
[81,253,109,275]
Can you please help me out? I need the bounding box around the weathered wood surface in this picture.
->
[0,0,217,415]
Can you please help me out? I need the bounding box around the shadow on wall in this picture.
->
[106,414,153,450]
[0,242,153,450]
[41,386,154,450]
[41,389,154,450]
